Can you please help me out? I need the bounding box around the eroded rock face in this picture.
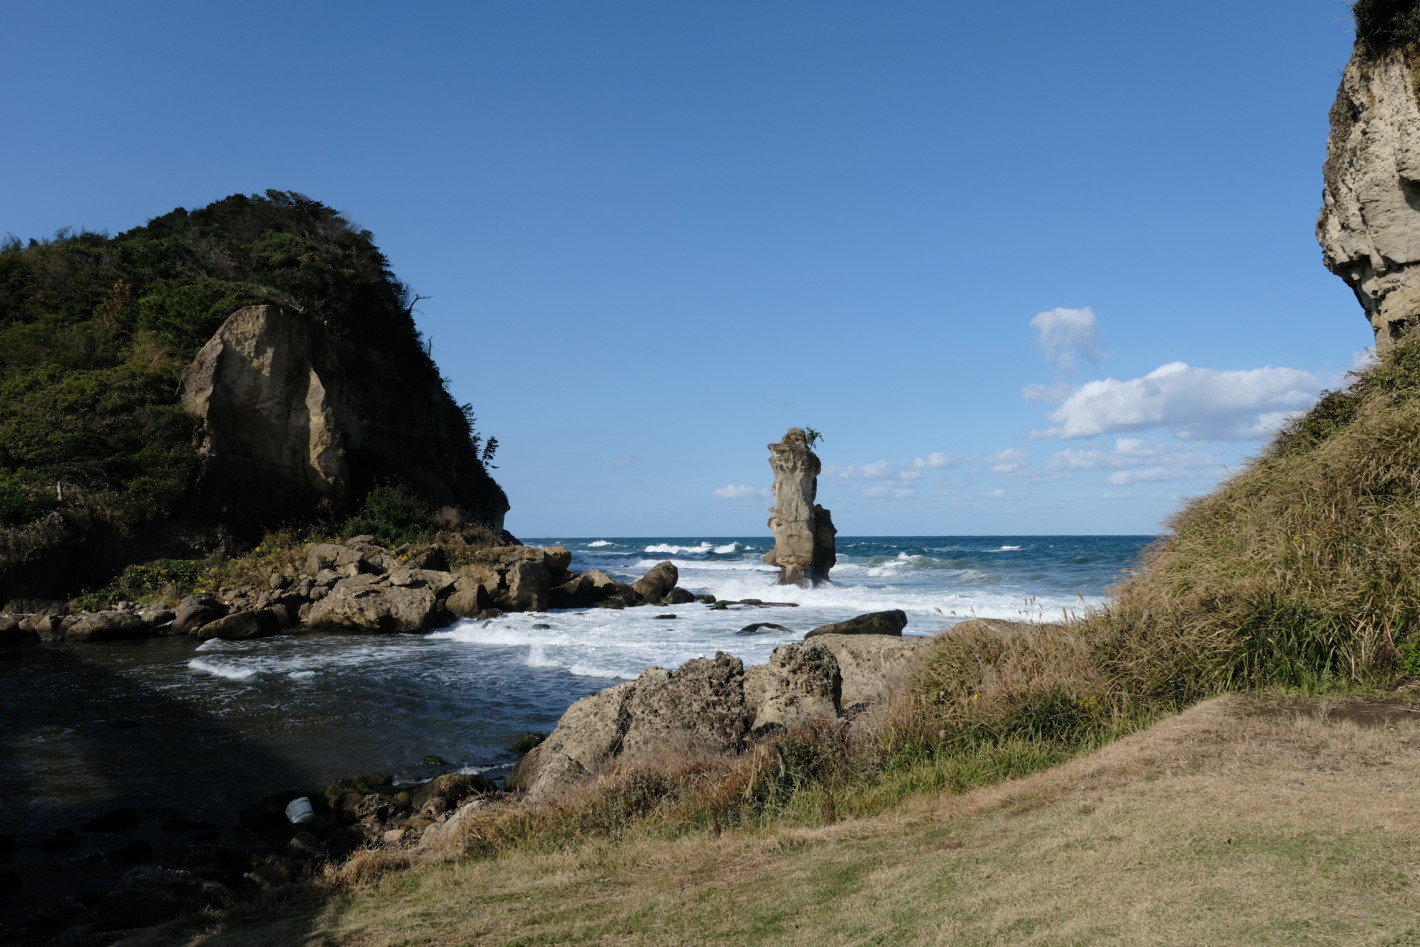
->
[763,428,836,586]
[1319,46,1420,344]
[180,304,509,533]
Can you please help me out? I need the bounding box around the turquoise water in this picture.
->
[0,535,1153,835]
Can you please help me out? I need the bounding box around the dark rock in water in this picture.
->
[108,839,154,866]
[531,623,551,630]
[419,755,446,766]
[738,622,792,635]
[81,808,140,833]
[696,594,717,604]
[663,587,696,605]
[195,608,282,641]
[160,815,217,833]
[238,792,300,832]
[805,609,907,638]
[654,614,677,620]
[39,829,82,852]
[65,609,151,642]
[740,598,763,606]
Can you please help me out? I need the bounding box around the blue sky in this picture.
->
[2,1,1368,536]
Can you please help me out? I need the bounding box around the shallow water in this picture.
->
[0,535,1151,837]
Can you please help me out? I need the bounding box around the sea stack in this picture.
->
[763,428,836,587]
[1318,30,1420,345]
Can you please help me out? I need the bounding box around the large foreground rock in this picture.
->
[508,634,926,802]
[305,574,440,633]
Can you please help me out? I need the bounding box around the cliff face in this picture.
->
[1319,45,1420,344]
[181,305,508,533]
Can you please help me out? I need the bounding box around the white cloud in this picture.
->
[711,484,769,500]
[1031,306,1107,370]
[987,448,1030,474]
[1050,438,1217,472]
[982,488,1006,499]
[614,454,639,467]
[1038,362,1322,441]
[1106,467,1173,486]
[826,459,894,480]
[911,452,957,469]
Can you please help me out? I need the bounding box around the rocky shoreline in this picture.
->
[0,535,708,647]
[0,534,935,945]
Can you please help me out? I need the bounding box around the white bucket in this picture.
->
[285,796,315,824]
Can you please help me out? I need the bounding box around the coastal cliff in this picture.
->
[0,191,507,600]
[1319,18,1420,343]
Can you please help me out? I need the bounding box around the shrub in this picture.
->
[1354,0,1420,50]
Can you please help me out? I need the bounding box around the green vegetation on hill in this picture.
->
[0,191,494,595]
[1353,0,1420,50]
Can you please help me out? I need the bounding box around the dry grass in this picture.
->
[125,693,1420,946]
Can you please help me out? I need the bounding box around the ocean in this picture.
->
[0,535,1152,835]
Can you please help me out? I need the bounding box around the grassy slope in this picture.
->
[126,694,1420,946]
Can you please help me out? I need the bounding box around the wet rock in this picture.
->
[173,596,227,636]
[65,610,150,642]
[631,561,678,604]
[306,574,439,633]
[108,839,154,866]
[194,608,282,641]
[738,622,792,635]
[804,609,907,638]
[663,587,697,605]
[80,808,139,833]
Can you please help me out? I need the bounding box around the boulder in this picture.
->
[763,428,835,586]
[21,611,72,642]
[663,587,697,605]
[66,610,151,642]
[805,609,907,638]
[502,559,551,612]
[445,581,492,618]
[620,652,749,757]
[193,608,282,641]
[506,680,640,799]
[173,596,227,636]
[811,632,928,712]
[306,574,439,633]
[548,573,596,609]
[631,561,678,604]
[0,614,33,644]
[542,545,573,577]
[388,568,457,596]
[410,772,498,817]
[743,640,841,735]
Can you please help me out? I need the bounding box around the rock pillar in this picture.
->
[763,428,836,586]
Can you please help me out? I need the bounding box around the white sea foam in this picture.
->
[188,658,257,681]
[997,545,1022,551]
[713,542,742,554]
[644,542,715,554]
[588,540,615,547]
[289,670,316,680]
